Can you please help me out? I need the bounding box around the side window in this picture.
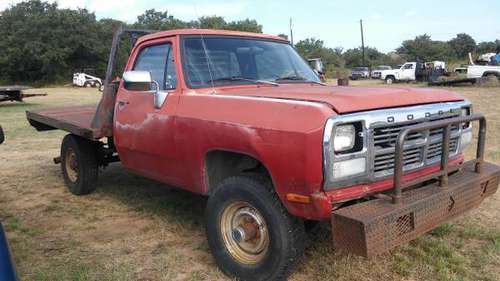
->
[165,46,177,89]
[133,43,177,90]
[404,64,413,70]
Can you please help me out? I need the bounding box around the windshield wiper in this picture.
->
[274,75,326,86]
[213,76,279,86]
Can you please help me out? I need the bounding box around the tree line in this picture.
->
[0,0,499,84]
[295,34,500,75]
[0,1,261,84]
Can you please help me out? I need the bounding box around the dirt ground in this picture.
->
[1,80,500,281]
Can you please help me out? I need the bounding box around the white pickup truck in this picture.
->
[467,65,500,79]
[380,62,419,84]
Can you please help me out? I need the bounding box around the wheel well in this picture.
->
[205,150,272,194]
[483,72,500,77]
[386,75,395,79]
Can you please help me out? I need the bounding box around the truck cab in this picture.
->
[380,62,418,83]
[26,29,500,281]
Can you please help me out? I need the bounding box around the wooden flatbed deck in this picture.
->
[26,105,101,140]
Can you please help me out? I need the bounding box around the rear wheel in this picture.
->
[485,73,499,81]
[206,176,305,281]
[61,134,98,195]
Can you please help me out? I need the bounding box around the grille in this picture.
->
[372,114,461,177]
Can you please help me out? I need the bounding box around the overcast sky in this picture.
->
[1,0,499,52]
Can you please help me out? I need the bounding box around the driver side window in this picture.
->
[133,43,177,90]
[403,64,413,70]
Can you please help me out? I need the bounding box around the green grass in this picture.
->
[392,222,500,281]
[2,85,500,280]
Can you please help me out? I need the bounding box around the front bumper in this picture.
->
[332,161,500,257]
[331,114,500,257]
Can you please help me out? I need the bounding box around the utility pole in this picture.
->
[289,18,294,46]
[360,19,365,66]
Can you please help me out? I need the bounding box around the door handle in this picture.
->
[117,100,129,110]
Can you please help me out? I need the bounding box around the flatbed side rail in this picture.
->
[392,114,486,204]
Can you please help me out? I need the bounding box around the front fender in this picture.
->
[175,93,335,219]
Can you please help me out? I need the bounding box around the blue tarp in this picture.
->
[0,223,17,281]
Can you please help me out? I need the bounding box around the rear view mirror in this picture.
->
[123,71,154,91]
[0,126,4,144]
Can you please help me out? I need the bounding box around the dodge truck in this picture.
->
[26,28,500,281]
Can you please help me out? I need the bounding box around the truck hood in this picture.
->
[215,84,464,114]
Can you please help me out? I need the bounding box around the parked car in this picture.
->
[371,65,392,79]
[350,66,370,80]
[26,28,500,281]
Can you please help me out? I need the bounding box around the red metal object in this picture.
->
[332,161,500,257]
[25,29,497,221]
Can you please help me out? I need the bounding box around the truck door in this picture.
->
[400,63,416,81]
[113,39,182,185]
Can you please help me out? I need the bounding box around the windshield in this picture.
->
[353,67,368,71]
[376,66,391,70]
[182,36,321,88]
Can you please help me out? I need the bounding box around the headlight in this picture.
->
[461,106,472,129]
[460,130,472,150]
[332,158,367,179]
[333,124,356,152]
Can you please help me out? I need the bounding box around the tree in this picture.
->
[294,38,345,69]
[0,0,105,82]
[226,19,262,33]
[0,2,264,84]
[477,40,500,55]
[448,33,476,58]
[135,9,185,30]
[343,47,392,67]
[397,34,454,61]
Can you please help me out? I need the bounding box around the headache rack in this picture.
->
[332,114,500,257]
[391,113,486,203]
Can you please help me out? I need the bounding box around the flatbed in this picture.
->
[0,85,46,102]
[27,105,99,140]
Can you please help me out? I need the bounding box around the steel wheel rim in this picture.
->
[65,148,78,182]
[220,201,269,265]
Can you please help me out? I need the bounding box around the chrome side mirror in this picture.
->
[0,126,4,144]
[123,71,168,109]
[123,70,153,90]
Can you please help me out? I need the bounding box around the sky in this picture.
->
[1,0,499,52]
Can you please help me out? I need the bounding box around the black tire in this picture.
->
[385,76,395,84]
[60,134,98,195]
[84,81,91,88]
[206,176,305,281]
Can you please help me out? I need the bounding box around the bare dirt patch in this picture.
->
[1,83,500,281]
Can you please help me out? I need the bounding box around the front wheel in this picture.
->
[206,176,305,281]
[385,76,395,84]
[60,134,98,195]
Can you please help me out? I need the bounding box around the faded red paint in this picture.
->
[111,29,466,220]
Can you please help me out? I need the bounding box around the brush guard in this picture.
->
[332,114,500,257]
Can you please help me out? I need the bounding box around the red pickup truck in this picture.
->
[27,28,500,281]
